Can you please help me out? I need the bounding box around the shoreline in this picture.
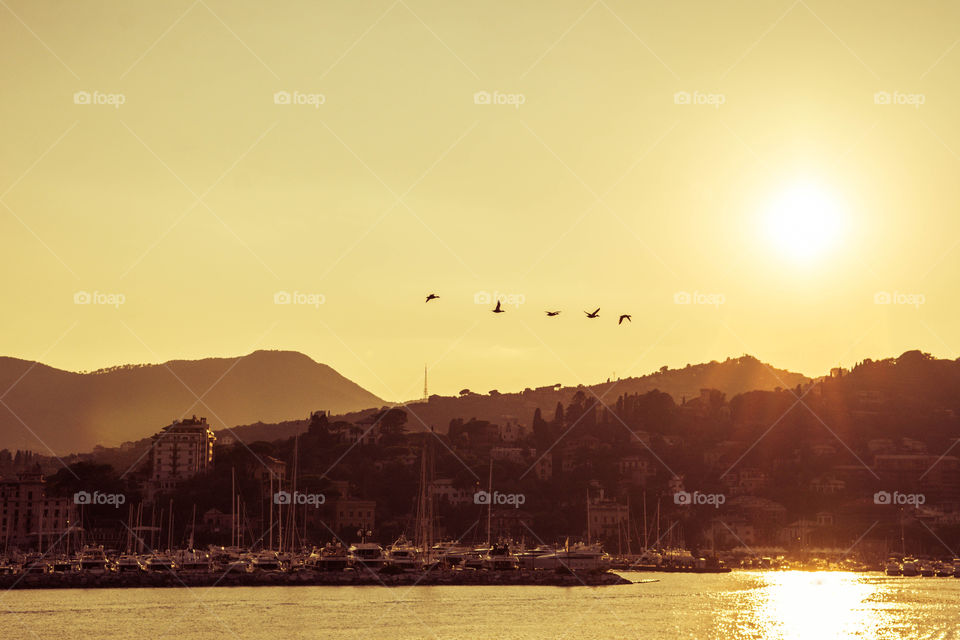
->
[0,569,633,590]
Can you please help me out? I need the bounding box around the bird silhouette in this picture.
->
[619,314,632,325]
[585,308,600,318]
[425,294,439,302]
[492,300,505,313]
[545,310,561,316]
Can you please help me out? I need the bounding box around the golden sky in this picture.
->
[2,0,959,402]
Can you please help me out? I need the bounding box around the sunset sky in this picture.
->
[2,0,959,402]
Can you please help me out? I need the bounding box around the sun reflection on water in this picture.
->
[753,572,884,640]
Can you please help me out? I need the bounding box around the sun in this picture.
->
[763,183,845,261]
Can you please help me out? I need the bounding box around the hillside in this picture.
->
[0,350,383,454]
[389,354,811,432]
[223,354,810,442]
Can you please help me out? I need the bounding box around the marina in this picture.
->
[0,540,628,589]
[7,541,960,590]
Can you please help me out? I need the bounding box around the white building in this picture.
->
[150,416,216,492]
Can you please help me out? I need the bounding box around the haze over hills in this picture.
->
[0,350,383,454]
[225,355,812,443]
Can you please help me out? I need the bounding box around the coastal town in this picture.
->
[2,351,960,588]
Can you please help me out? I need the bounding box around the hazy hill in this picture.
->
[223,355,811,442]
[0,350,383,454]
[390,354,812,432]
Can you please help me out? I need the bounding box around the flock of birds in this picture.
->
[425,294,632,325]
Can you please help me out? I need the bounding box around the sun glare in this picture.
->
[764,183,845,262]
[758,572,876,639]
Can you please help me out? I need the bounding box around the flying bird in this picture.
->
[545,310,561,316]
[425,294,439,302]
[619,314,632,325]
[585,308,600,318]
[492,300,505,313]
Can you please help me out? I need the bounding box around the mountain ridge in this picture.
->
[0,350,384,454]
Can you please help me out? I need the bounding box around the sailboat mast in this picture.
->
[586,489,591,544]
[231,467,236,548]
[269,472,274,551]
[642,490,648,549]
[277,476,283,553]
[485,459,493,545]
[189,504,196,550]
[289,435,299,552]
[655,495,661,548]
[126,503,133,554]
[626,494,632,556]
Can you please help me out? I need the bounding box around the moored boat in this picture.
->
[348,542,387,571]
[50,556,76,573]
[144,554,176,572]
[537,543,608,572]
[884,559,902,576]
[901,558,920,577]
[115,554,145,573]
[432,542,472,568]
[386,537,422,571]
[517,545,554,570]
[175,549,210,573]
[77,546,111,574]
[481,543,519,571]
[249,551,283,573]
[305,543,350,572]
[0,559,18,575]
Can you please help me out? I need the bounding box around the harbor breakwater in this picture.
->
[0,569,632,590]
